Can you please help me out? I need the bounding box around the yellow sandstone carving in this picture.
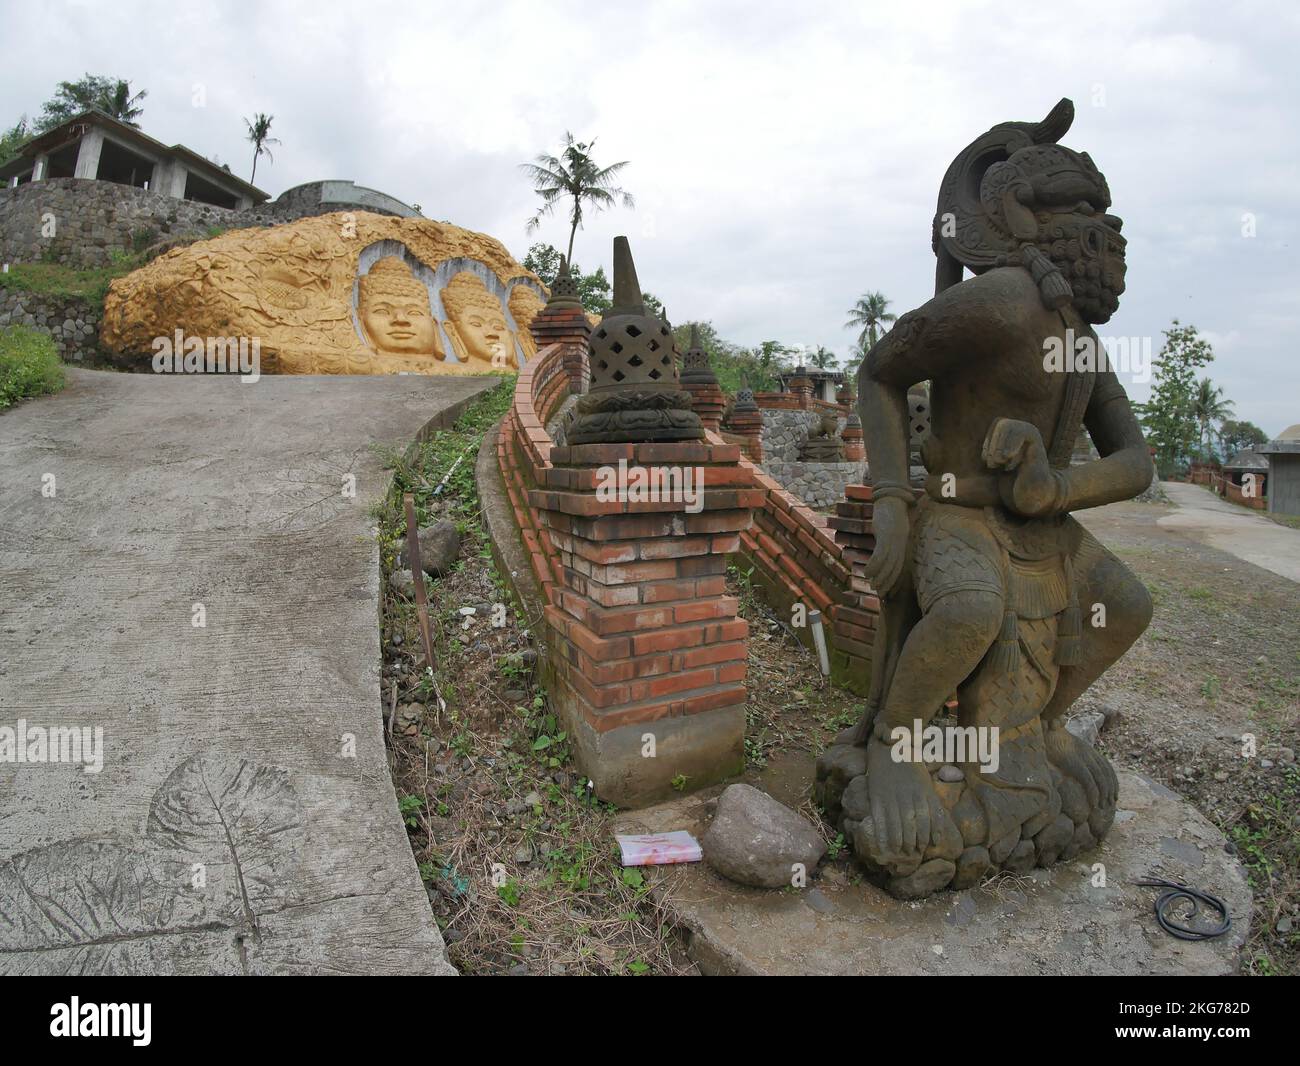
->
[100,211,547,375]
[441,271,513,370]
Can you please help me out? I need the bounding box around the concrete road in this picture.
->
[1158,480,1300,584]
[0,368,495,974]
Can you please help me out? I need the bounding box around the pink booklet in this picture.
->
[617,831,703,866]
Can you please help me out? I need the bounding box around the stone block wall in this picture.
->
[761,459,868,509]
[0,179,284,268]
[755,407,866,508]
[0,287,110,363]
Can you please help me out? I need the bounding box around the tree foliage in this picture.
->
[524,242,668,318]
[845,290,896,348]
[1137,320,1215,476]
[0,116,31,167]
[37,74,146,131]
[1219,418,1268,458]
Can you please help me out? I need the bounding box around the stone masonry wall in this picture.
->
[757,407,864,508]
[0,287,109,363]
[762,459,868,510]
[0,179,284,268]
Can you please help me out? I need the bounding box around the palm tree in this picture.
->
[1192,378,1235,460]
[244,113,280,186]
[839,335,871,383]
[809,345,837,370]
[103,80,146,126]
[521,132,634,263]
[845,291,896,349]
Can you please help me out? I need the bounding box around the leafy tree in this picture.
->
[37,74,146,131]
[845,290,896,348]
[521,132,633,263]
[1137,320,1215,476]
[840,335,871,381]
[1219,418,1267,457]
[1191,377,1235,461]
[244,113,280,186]
[522,241,664,317]
[667,321,791,393]
[0,116,31,167]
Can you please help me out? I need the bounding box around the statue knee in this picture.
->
[928,590,1005,661]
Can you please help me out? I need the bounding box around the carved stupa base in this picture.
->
[800,441,846,462]
[567,388,704,445]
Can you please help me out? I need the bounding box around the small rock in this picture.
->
[399,521,461,577]
[1279,747,1295,765]
[514,843,534,864]
[458,606,477,617]
[507,962,530,976]
[504,688,527,702]
[523,791,543,808]
[1277,916,1293,934]
[1213,771,1229,783]
[1066,711,1105,748]
[389,569,416,597]
[703,783,827,889]
[1261,759,1275,770]
[937,764,964,783]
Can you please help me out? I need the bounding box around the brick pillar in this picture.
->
[842,412,865,462]
[529,257,592,392]
[828,484,881,684]
[788,367,813,410]
[531,440,758,805]
[724,389,764,462]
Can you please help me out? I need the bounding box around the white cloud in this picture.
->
[2,0,1296,429]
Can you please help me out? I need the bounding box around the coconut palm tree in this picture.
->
[1192,377,1236,460]
[845,291,896,349]
[244,113,280,186]
[809,345,838,370]
[521,132,634,263]
[104,80,147,126]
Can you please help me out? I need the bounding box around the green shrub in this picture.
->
[0,325,65,409]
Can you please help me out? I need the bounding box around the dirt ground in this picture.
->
[377,394,1298,976]
[1074,495,1300,975]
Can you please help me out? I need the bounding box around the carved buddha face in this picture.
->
[358,257,440,357]
[441,272,512,367]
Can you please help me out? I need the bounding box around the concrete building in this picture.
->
[0,110,267,210]
[1260,423,1300,517]
[775,367,844,403]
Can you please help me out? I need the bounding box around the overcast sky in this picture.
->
[4,0,1297,434]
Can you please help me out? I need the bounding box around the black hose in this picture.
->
[1136,876,1232,941]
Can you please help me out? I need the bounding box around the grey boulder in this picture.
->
[703,784,827,889]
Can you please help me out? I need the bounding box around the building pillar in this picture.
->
[32,153,49,182]
[73,129,105,180]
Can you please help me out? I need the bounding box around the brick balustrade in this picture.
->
[493,345,884,803]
